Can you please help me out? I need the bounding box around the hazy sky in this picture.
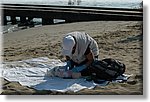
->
[1,0,142,3]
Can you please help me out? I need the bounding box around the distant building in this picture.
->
[77,0,81,5]
[68,0,81,5]
[68,0,74,5]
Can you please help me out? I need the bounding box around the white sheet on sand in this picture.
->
[0,57,131,92]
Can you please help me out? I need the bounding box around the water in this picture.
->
[1,0,142,33]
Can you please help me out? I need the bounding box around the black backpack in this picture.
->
[89,58,126,81]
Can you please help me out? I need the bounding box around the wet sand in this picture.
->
[1,21,143,95]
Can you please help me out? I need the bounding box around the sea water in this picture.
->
[1,0,142,33]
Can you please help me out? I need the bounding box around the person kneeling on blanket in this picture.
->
[59,31,99,79]
[47,32,125,81]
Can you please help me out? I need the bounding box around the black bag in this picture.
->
[89,58,126,81]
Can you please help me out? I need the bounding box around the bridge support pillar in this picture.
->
[20,16,27,24]
[11,16,17,24]
[27,17,34,27]
[27,17,33,22]
[42,18,53,25]
[3,16,7,25]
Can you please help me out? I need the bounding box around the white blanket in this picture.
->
[0,57,130,92]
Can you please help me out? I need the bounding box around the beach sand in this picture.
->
[1,21,143,95]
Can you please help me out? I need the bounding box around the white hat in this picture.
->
[62,35,75,56]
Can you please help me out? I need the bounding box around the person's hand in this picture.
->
[72,72,81,79]
[65,60,72,70]
[71,64,87,72]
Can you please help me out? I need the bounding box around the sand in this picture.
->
[1,21,143,95]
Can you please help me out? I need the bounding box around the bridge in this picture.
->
[1,4,143,25]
